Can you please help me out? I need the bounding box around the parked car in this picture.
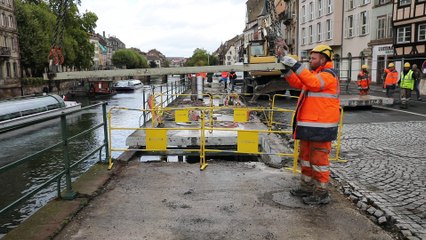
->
[212,72,222,82]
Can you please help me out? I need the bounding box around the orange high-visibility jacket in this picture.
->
[384,68,398,88]
[283,61,340,141]
[357,71,371,89]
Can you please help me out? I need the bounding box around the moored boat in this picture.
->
[68,79,116,98]
[0,94,82,133]
[113,79,143,92]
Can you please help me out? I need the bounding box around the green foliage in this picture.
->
[15,0,97,76]
[185,48,218,66]
[21,77,46,86]
[112,49,148,69]
[15,0,55,76]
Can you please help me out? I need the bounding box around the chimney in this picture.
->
[103,31,105,38]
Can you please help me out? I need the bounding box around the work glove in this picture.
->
[281,56,298,67]
[281,56,302,73]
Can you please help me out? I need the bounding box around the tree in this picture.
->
[15,0,97,76]
[185,48,218,66]
[112,49,148,69]
[61,4,97,70]
[15,0,55,76]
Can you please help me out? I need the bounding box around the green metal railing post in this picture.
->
[102,103,110,162]
[60,114,76,200]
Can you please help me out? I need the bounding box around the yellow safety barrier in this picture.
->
[107,92,345,172]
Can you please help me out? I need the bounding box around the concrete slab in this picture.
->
[340,95,394,107]
[125,97,293,167]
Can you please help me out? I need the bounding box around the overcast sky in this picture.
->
[78,0,246,58]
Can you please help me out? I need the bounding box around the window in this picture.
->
[8,15,12,28]
[6,62,10,77]
[317,0,323,17]
[360,11,369,35]
[326,0,332,14]
[326,19,332,39]
[378,0,391,4]
[377,16,386,39]
[397,26,411,43]
[418,23,426,41]
[309,2,313,20]
[348,0,355,9]
[13,62,17,77]
[309,25,313,43]
[399,0,410,5]
[317,22,322,42]
[4,36,7,47]
[360,52,366,65]
[346,15,354,37]
[361,0,371,5]
[1,14,4,27]
[302,27,307,45]
[302,5,306,22]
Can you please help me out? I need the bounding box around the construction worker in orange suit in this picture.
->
[383,63,398,98]
[357,64,371,95]
[281,45,340,205]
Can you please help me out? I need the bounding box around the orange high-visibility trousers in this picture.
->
[299,140,331,187]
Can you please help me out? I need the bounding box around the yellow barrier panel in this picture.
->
[234,108,249,123]
[175,109,189,122]
[237,130,259,153]
[146,129,167,150]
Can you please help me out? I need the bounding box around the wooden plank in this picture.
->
[44,63,286,80]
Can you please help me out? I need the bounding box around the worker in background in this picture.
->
[412,64,422,101]
[357,65,371,95]
[229,71,237,91]
[383,63,398,98]
[398,62,415,109]
[220,71,229,90]
[280,45,340,205]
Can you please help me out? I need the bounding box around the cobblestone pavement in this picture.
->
[332,121,426,239]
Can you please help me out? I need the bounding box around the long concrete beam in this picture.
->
[45,63,286,80]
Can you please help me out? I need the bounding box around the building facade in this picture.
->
[0,0,20,99]
[340,0,373,82]
[370,0,393,83]
[392,0,426,76]
[298,0,343,68]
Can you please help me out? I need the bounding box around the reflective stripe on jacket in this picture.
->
[384,68,398,88]
[400,70,415,90]
[357,71,370,89]
[284,61,340,141]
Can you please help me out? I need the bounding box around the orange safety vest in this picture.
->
[384,68,398,88]
[284,61,340,142]
[357,71,370,89]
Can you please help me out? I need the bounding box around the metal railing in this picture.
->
[0,102,109,216]
[107,92,346,171]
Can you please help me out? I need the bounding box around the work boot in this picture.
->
[290,188,313,197]
[290,182,313,197]
[302,189,331,205]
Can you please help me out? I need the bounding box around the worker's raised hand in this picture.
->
[281,56,298,67]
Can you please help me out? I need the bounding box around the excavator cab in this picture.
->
[247,40,277,64]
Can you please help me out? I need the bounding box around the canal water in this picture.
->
[0,77,183,235]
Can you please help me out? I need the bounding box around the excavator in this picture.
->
[242,0,300,101]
